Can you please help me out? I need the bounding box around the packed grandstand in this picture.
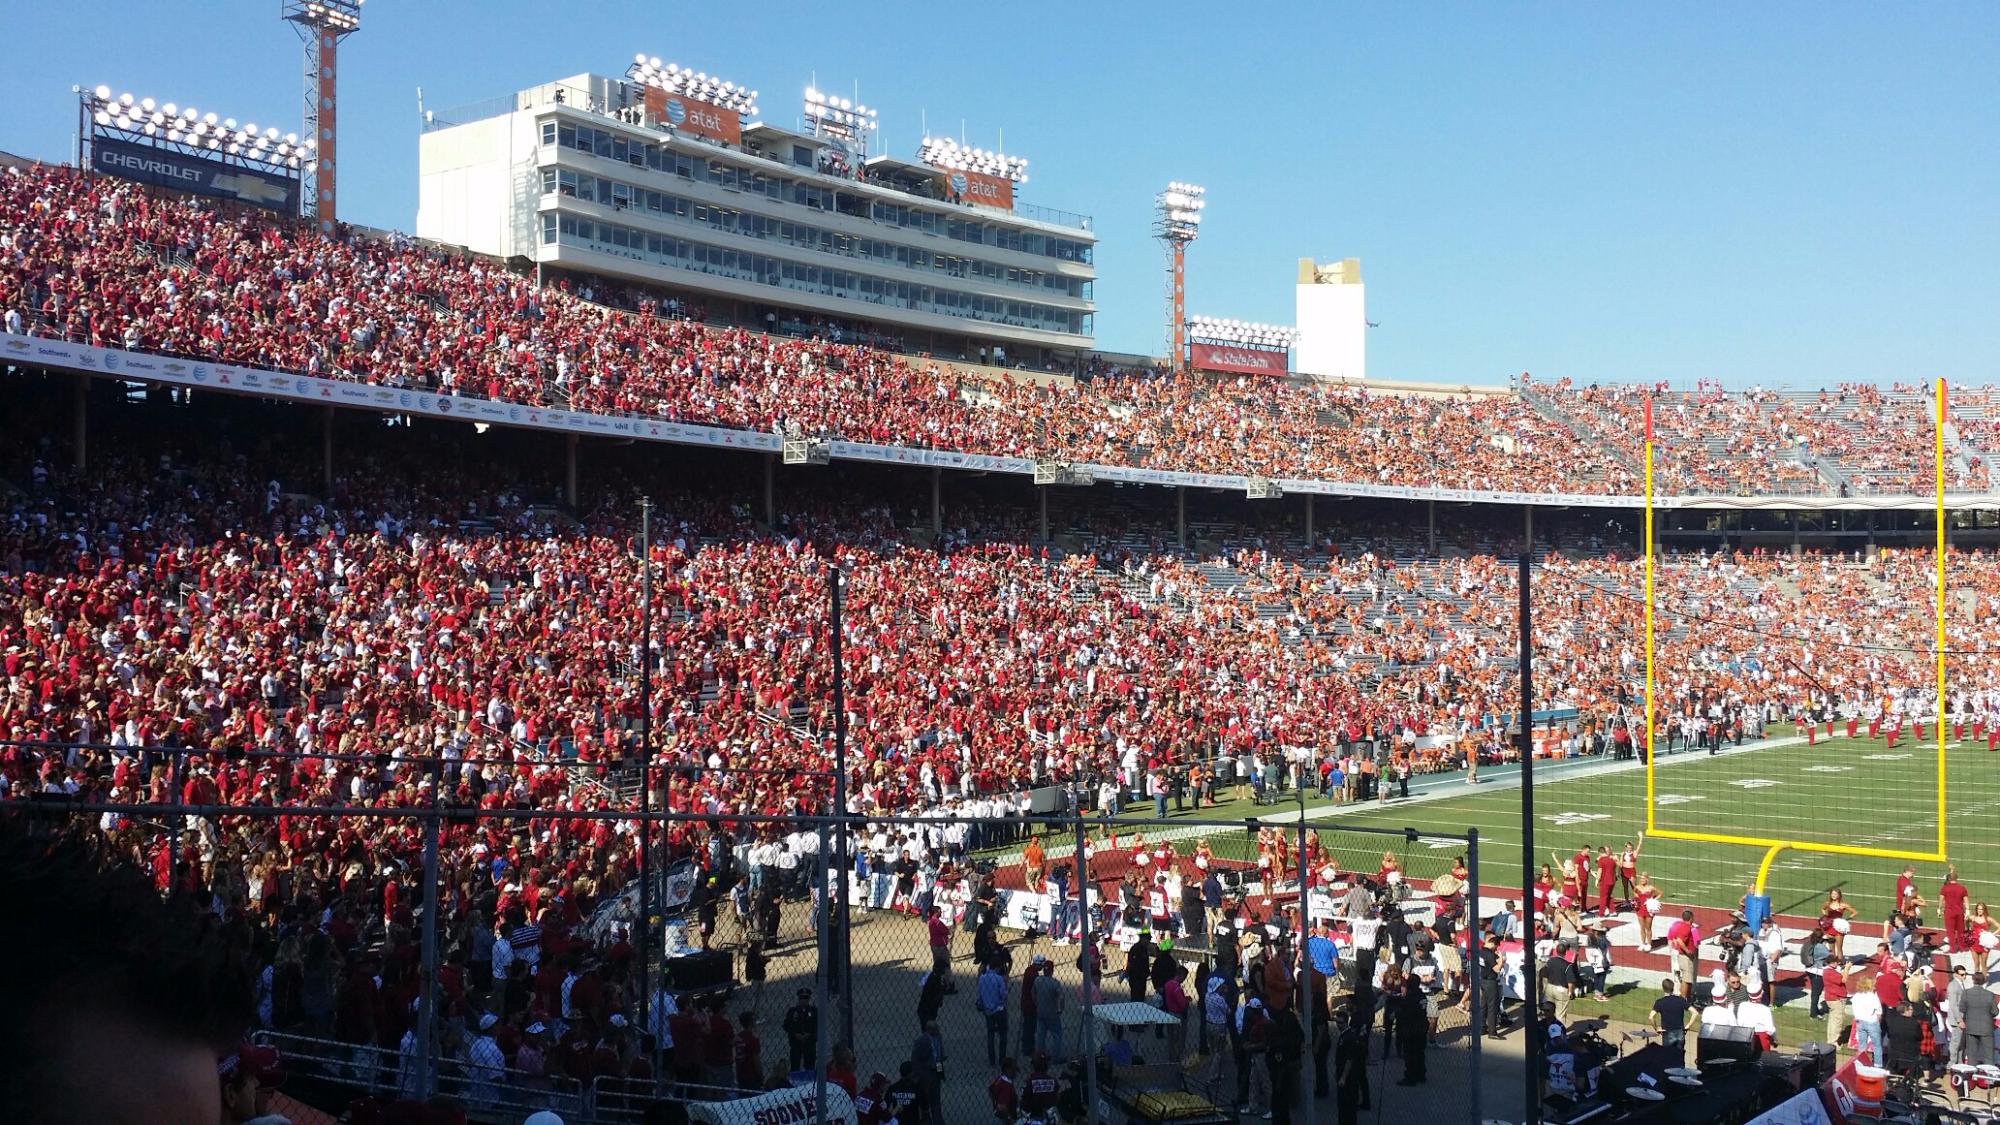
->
[4,157,1998,1125]
[3,160,1992,499]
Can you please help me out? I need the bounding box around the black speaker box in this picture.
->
[1696,1024,1762,1065]
[665,949,733,991]
[1792,1041,1836,1084]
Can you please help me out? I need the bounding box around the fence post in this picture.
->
[814,819,830,1125]
[416,787,441,1100]
[167,746,184,890]
[1467,827,1481,1125]
[1073,797,1100,1122]
[1293,784,1308,1116]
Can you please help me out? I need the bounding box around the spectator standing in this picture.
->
[1651,977,1690,1054]
[1960,972,1997,1066]
[1267,998,1306,1124]
[926,905,955,994]
[1851,981,1885,1063]
[782,988,817,1074]
[1667,910,1700,1000]
[734,1012,763,1089]
[909,1020,945,1121]
[1034,962,1064,1057]
[1394,979,1429,1086]
[977,959,1010,1066]
[466,1012,505,1105]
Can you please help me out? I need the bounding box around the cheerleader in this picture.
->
[1617,836,1643,902]
[1972,902,1997,975]
[1192,838,1215,874]
[1822,888,1858,960]
[1634,873,1663,949]
[1533,864,1556,922]
[1130,831,1152,882]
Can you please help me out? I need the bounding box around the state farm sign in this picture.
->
[1191,341,1288,377]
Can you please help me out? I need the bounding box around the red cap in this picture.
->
[218,1043,283,1084]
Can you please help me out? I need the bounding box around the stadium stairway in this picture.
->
[1519,384,1644,480]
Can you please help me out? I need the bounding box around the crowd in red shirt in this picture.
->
[2,161,1977,499]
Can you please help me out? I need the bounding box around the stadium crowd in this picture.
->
[9,155,2000,1121]
[1,160,1981,499]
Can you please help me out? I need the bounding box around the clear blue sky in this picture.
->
[4,2,1996,386]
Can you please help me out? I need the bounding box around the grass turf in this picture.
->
[1204,729,1975,924]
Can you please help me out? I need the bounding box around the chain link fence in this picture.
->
[9,789,1483,1125]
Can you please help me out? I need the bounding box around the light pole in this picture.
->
[1154,182,1205,370]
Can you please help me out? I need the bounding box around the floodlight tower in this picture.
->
[283,0,362,232]
[1155,182,1205,370]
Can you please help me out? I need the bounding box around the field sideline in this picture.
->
[1216,729,1980,922]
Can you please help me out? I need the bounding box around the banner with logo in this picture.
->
[1191,341,1288,378]
[90,136,301,215]
[686,1082,856,1125]
[12,335,1980,514]
[643,86,742,146]
[1748,1089,1836,1125]
[937,166,1013,210]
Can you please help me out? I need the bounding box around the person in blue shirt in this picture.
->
[1307,920,1342,981]
[976,959,1010,1065]
[1104,1024,1136,1066]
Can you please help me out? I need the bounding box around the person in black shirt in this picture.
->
[885,1060,925,1125]
[1478,935,1504,1038]
[1022,1051,1060,1116]
[916,968,946,1027]
[1267,1001,1306,1124]
[1649,976,1689,1049]
[782,988,817,1072]
[1311,998,1333,1099]
[1126,932,1156,1003]
[1335,1003,1371,1125]
[1882,1000,1927,1080]
[1395,980,1429,1085]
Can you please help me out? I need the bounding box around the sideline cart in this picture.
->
[1089,1002,1235,1125]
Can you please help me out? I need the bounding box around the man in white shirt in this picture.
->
[465,1012,506,1106]
[490,929,515,983]
[1736,998,1777,1046]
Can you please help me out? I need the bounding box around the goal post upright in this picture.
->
[1644,393,1655,835]
[1937,376,1949,860]
[1642,384,1948,878]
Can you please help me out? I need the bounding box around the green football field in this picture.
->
[1232,729,1984,923]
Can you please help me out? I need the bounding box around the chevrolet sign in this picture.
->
[91,136,301,215]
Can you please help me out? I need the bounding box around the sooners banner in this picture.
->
[687,1083,856,1125]
[643,87,742,145]
[1191,341,1288,377]
[1748,1090,1836,1125]
[939,167,1013,210]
